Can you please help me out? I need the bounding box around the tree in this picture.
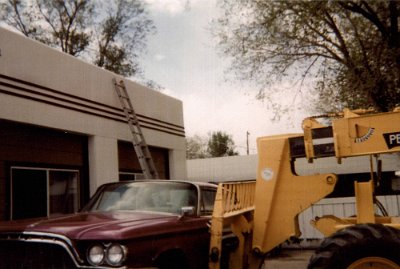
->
[1,0,92,56]
[186,135,208,159]
[207,131,238,157]
[94,0,155,76]
[0,0,154,77]
[213,0,400,113]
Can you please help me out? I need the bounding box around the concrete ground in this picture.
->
[262,249,314,269]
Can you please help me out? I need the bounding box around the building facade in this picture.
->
[0,27,187,220]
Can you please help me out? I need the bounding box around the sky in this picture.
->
[141,0,308,154]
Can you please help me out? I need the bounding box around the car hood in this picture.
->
[0,211,183,240]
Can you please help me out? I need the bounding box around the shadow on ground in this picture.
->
[262,249,314,269]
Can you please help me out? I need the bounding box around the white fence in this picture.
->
[297,195,400,244]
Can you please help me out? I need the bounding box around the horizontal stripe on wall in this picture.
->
[0,74,185,137]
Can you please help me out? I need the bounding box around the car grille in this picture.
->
[0,240,78,269]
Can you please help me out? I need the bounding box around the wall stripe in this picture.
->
[0,74,185,137]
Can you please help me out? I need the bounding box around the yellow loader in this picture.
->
[209,108,400,269]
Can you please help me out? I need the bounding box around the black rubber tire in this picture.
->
[307,223,400,269]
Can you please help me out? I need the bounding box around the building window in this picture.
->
[10,167,79,220]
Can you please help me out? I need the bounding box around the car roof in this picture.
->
[101,180,217,189]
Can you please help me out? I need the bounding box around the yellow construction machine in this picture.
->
[209,108,400,269]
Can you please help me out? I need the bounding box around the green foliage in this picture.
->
[1,0,154,77]
[94,0,155,76]
[186,132,239,159]
[1,0,93,56]
[214,0,400,113]
[186,135,208,160]
[207,131,238,158]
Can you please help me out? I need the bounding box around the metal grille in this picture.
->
[0,240,77,269]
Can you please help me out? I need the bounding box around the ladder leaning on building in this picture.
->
[113,78,159,179]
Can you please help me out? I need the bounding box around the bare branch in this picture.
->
[339,1,389,39]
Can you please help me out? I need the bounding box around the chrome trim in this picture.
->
[23,231,83,263]
[0,231,127,269]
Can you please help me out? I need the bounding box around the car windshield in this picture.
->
[84,182,198,215]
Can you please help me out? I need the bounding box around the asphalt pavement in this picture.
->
[262,249,314,269]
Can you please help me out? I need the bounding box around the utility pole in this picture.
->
[246,131,250,155]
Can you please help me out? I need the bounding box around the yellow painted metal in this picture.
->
[332,109,400,158]
[311,216,400,237]
[302,118,325,161]
[209,189,224,269]
[252,134,337,254]
[209,109,400,269]
[301,108,400,239]
[229,215,253,269]
[302,108,400,162]
[355,180,375,224]
[208,181,256,269]
[347,257,400,269]
[310,215,352,237]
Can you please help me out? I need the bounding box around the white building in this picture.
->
[0,27,186,220]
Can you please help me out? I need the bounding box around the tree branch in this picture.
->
[388,1,399,47]
[323,10,354,69]
[10,0,30,36]
[339,1,389,39]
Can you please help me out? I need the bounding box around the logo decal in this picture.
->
[355,128,375,143]
[261,168,274,181]
[383,132,400,149]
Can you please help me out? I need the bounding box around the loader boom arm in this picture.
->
[209,108,400,269]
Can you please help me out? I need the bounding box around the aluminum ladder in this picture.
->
[113,78,159,179]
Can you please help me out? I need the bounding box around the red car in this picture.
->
[0,180,218,269]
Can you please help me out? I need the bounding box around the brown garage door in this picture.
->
[118,141,170,180]
[0,120,89,220]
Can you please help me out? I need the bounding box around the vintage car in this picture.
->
[0,180,218,269]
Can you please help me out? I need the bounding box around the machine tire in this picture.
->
[307,223,400,269]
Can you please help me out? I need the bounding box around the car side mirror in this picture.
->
[180,206,195,217]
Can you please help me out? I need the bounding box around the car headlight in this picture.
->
[87,244,105,266]
[106,243,127,266]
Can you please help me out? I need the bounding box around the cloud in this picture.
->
[142,0,309,155]
[144,0,215,15]
[170,86,305,155]
[144,0,190,15]
[154,54,166,61]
